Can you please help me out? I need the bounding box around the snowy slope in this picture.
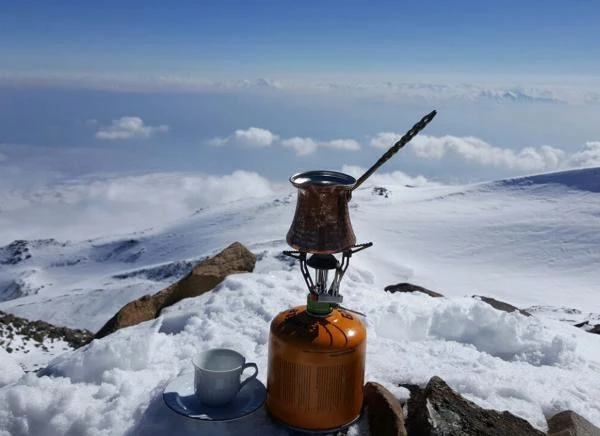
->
[0,167,599,435]
[1,168,598,331]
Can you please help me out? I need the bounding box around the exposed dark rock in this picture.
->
[373,187,391,198]
[384,283,444,298]
[547,410,600,436]
[472,295,531,317]
[0,311,94,351]
[91,239,144,263]
[0,271,44,302]
[112,260,196,281]
[96,242,256,338]
[0,239,63,265]
[573,321,600,335]
[364,382,407,436]
[0,240,32,265]
[275,251,299,269]
[400,376,544,436]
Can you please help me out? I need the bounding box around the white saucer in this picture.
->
[162,372,267,421]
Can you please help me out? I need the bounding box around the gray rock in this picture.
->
[384,283,444,298]
[364,382,408,436]
[400,376,544,436]
[547,410,600,436]
[472,295,531,316]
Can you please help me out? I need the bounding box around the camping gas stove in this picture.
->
[265,111,437,433]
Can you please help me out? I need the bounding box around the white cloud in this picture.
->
[281,137,318,156]
[370,133,568,172]
[411,134,566,171]
[207,128,361,155]
[341,164,434,187]
[371,133,600,172]
[567,141,600,168]
[280,137,359,155]
[370,132,403,150]
[208,127,279,149]
[234,127,279,148]
[95,116,169,140]
[323,139,360,151]
[0,171,276,244]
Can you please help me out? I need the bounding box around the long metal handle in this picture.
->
[352,110,437,192]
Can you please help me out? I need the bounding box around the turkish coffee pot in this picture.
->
[287,110,437,254]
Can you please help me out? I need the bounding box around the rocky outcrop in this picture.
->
[373,187,391,198]
[364,376,600,436]
[0,239,63,265]
[472,295,531,316]
[384,283,444,298]
[364,382,407,436]
[95,242,256,338]
[547,410,600,436]
[574,321,600,335]
[0,311,94,352]
[400,376,545,436]
[112,260,195,281]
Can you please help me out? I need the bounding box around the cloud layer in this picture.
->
[0,171,277,244]
[2,71,600,105]
[341,165,434,188]
[208,127,360,156]
[95,117,169,140]
[371,133,600,172]
[209,126,600,171]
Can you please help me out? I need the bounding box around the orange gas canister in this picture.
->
[266,305,367,432]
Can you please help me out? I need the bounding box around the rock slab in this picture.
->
[472,295,531,316]
[384,283,444,298]
[364,382,408,436]
[401,376,544,436]
[96,242,256,338]
[547,410,600,436]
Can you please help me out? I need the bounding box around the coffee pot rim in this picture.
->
[289,170,356,189]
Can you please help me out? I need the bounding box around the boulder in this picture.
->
[400,376,544,436]
[574,321,600,335]
[364,382,407,436]
[547,410,600,436]
[96,242,256,338]
[384,283,444,298]
[472,295,531,317]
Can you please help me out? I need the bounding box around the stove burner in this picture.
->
[283,242,372,308]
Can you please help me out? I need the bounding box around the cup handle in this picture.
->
[239,362,258,391]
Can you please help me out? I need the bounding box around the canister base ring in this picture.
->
[267,410,360,435]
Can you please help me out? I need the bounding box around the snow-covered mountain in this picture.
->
[0,167,599,435]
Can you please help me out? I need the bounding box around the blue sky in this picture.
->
[2,0,599,77]
[0,0,599,189]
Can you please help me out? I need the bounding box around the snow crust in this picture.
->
[0,347,23,388]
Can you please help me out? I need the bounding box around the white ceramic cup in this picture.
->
[192,348,258,407]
